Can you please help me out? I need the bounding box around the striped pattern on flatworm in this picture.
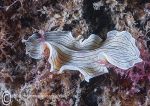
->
[24,30,142,82]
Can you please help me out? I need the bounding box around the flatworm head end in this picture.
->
[24,33,47,59]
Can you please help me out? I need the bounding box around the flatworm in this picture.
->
[24,30,142,82]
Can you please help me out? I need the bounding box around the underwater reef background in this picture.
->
[0,0,150,106]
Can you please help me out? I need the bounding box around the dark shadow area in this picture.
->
[82,0,114,40]
[80,73,110,106]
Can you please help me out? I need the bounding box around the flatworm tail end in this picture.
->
[101,30,142,70]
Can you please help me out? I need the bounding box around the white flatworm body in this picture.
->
[24,30,142,82]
